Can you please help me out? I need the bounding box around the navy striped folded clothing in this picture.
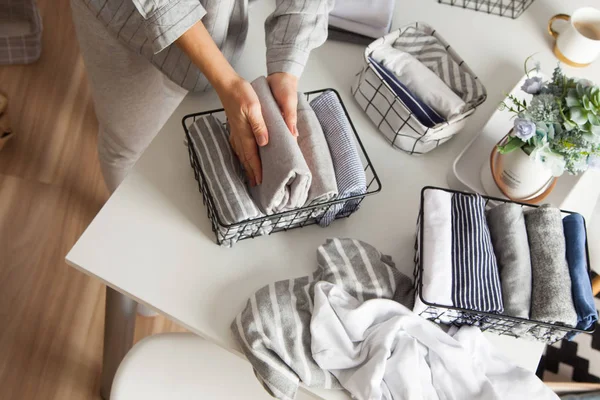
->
[451,193,504,313]
[231,238,411,400]
[187,115,271,247]
[392,26,486,108]
[368,57,445,128]
[309,91,367,227]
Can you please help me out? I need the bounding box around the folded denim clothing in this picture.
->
[392,26,486,107]
[451,193,503,313]
[328,0,394,38]
[486,203,532,319]
[250,76,312,214]
[187,116,272,246]
[563,213,597,338]
[368,57,445,128]
[297,94,338,206]
[371,47,466,120]
[309,91,366,227]
[413,188,454,316]
[525,205,578,327]
[231,238,410,400]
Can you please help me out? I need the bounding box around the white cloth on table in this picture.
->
[311,282,559,400]
[371,47,466,120]
[413,188,453,315]
[328,0,394,39]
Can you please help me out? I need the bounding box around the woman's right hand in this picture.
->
[216,76,268,187]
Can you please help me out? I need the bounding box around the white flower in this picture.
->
[530,143,566,176]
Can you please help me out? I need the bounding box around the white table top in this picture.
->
[67,1,600,398]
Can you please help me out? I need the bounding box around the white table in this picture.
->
[67,1,600,398]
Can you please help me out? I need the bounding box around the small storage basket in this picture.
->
[438,0,535,19]
[414,186,595,344]
[352,22,487,155]
[0,0,42,65]
[182,89,382,246]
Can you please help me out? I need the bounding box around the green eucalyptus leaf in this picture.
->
[589,112,600,127]
[583,96,593,111]
[577,83,586,97]
[497,136,526,154]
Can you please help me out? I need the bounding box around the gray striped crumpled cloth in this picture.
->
[231,238,413,400]
[392,26,486,107]
[187,115,271,246]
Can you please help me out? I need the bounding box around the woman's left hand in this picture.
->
[267,72,299,138]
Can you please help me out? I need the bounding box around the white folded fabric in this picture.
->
[413,188,453,315]
[311,282,559,400]
[328,0,394,39]
[328,15,389,39]
[371,47,466,119]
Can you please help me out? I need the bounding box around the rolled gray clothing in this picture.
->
[525,205,578,327]
[486,203,532,319]
[297,94,338,206]
[250,76,312,214]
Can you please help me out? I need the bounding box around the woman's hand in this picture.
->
[217,76,268,187]
[267,72,299,137]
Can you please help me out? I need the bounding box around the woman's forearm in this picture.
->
[175,20,240,95]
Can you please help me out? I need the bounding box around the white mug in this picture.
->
[548,7,600,67]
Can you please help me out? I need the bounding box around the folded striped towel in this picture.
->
[451,193,503,313]
[309,91,366,227]
[231,238,410,400]
[187,115,271,246]
[392,26,486,107]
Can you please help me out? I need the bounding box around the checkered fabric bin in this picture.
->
[352,22,487,155]
[0,0,43,65]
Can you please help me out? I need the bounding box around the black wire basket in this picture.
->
[182,89,382,246]
[438,0,535,19]
[414,186,596,344]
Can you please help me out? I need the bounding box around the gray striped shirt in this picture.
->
[82,0,333,92]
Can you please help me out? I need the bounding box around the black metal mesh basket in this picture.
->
[438,0,535,19]
[182,89,382,246]
[414,186,595,344]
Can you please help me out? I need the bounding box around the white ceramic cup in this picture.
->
[548,7,600,67]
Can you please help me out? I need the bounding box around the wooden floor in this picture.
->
[0,1,186,399]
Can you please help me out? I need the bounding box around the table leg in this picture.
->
[100,287,137,400]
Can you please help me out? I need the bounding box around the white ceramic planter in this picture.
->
[492,132,556,201]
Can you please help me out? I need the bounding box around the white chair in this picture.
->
[110,333,315,399]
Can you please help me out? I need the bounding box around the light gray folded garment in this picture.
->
[231,238,410,400]
[188,116,271,246]
[487,203,532,319]
[297,94,338,206]
[525,205,578,327]
[250,76,312,214]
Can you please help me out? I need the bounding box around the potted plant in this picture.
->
[493,57,600,201]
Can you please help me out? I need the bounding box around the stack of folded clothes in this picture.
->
[368,26,486,128]
[415,188,597,339]
[186,78,367,246]
[233,238,558,400]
